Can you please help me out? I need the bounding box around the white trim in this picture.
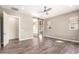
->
[45,35,79,43]
[19,37,33,41]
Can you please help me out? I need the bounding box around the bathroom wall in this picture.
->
[45,10,79,41]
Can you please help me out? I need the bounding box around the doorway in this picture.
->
[3,12,19,47]
[33,17,44,47]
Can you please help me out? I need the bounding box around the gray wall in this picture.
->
[0,8,33,41]
[19,13,33,41]
[45,10,79,41]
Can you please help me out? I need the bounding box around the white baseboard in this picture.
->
[19,37,33,41]
[45,35,79,43]
[19,35,79,43]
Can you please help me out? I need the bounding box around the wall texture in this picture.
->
[2,8,33,41]
[19,14,33,41]
[45,10,79,41]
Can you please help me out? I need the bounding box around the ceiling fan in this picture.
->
[39,6,52,15]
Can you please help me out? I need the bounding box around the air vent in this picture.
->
[11,7,18,11]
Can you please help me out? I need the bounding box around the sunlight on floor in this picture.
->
[55,40,64,43]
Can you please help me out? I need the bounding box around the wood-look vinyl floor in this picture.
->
[0,37,79,54]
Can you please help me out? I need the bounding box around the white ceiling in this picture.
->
[1,5,79,19]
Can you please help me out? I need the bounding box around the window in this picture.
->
[33,18,38,34]
[69,16,79,30]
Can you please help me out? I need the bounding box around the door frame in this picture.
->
[0,15,4,49]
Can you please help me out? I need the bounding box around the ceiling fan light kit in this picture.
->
[39,6,52,15]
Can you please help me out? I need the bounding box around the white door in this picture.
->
[3,12,19,46]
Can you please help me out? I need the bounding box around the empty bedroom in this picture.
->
[0,5,79,54]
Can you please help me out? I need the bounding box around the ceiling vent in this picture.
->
[11,7,18,11]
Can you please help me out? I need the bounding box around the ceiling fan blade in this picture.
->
[44,6,46,9]
[46,8,52,12]
[38,7,52,13]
